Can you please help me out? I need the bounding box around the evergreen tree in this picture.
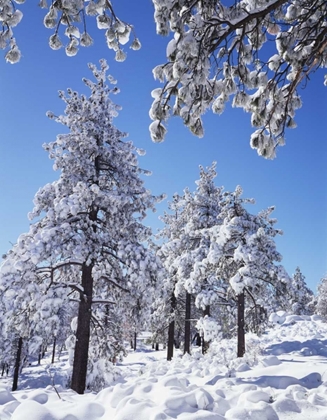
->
[157,163,290,357]
[316,275,327,320]
[289,267,315,315]
[0,60,160,394]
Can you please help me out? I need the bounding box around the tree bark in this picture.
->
[38,345,42,365]
[155,343,159,351]
[71,263,93,394]
[133,332,137,351]
[184,292,191,355]
[51,337,56,364]
[237,291,245,357]
[12,337,23,391]
[202,305,210,354]
[167,292,176,361]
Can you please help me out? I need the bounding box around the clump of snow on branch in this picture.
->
[151,0,327,158]
[0,0,141,62]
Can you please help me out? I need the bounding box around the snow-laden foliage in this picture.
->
[288,267,315,315]
[0,59,161,392]
[151,0,327,158]
[316,274,327,320]
[155,162,291,353]
[0,0,140,62]
[153,163,225,352]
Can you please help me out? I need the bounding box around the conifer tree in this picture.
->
[289,267,314,315]
[0,60,160,393]
[316,275,327,320]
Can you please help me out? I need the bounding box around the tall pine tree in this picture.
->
[0,60,160,393]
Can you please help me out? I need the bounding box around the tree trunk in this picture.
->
[38,345,42,365]
[1,363,6,377]
[51,337,56,364]
[237,291,245,357]
[155,343,159,351]
[71,263,93,394]
[184,292,191,355]
[202,305,210,354]
[12,337,23,391]
[167,292,177,361]
[133,332,137,351]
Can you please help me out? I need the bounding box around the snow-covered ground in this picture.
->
[2,314,327,419]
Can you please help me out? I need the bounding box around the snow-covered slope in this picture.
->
[2,314,327,419]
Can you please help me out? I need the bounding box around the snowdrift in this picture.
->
[1,314,327,419]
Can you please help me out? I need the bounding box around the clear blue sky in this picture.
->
[0,1,326,292]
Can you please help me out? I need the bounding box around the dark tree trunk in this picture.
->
[38,345,42,365]
[51,337,56,364]
[237,291,245,357]
[167,320,175,360]
[155,343,159,351]
[184,292,191,355]
[71,263,93,394]
[1,363,6,377]
[167,292,177,361]
[133,332,137,351]
[12,337,23,391]
[202,305,211,354]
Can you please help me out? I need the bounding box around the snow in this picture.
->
[2,316,327,419]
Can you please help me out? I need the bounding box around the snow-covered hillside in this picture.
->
[2,314,327,419]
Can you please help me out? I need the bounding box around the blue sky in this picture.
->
[0,1,326,292]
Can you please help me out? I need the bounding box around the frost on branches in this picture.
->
[151,0,327,158]
[288,267,315,315]
[155,162,291,357]
[1,0,141,63]
[0,59,160,393]
[316,275,327,320]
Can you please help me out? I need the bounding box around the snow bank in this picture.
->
[1,315,327,419]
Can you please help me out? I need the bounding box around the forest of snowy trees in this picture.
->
[0,62,318,394]
[0,0,326,396]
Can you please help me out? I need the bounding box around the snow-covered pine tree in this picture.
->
[154,193,189,360]
[0,256,46,389]
[155,163,226,357]
[150,0,327,157]
[198,189,291,356]
[316,275,327,320]
[289,267,315,315]
[0,60,160,394]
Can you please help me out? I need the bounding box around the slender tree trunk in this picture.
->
[71,263,93,394]
[167,292,177,361]
[133,332,137,351]
[167,321,175,360]
[155,343,159,351]
[237,291,245,357]
[1,363,6,377]
[202,305,211,354]
[38,345,42,365]
[51,337,56,364]
[184,292,191,355]
[12,337,23,392]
